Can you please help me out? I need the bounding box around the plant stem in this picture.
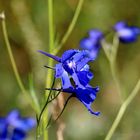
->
[48,0,54,53]
[102,35,122,101]
[109,35,122,101]
[105,79,140,140]
[101,39,110,60]
[110,59,122,101]
[53,0,84,55]
[42,0,54,139]
[1,13,39,114]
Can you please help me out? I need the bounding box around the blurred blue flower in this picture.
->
[80,29,103,60]
[113,21,140,43]
[0,110,36,140]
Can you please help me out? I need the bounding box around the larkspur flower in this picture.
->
[0,110,36,140]
[39,48,100,116]
[80,29,103,59]
[113,21,140,43]
[39,50,94,89]
[38,30,102,116]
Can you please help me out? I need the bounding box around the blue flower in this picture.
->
[113,21,140,43]
[0,110,36,140]
[80,29,103,59]
[39,48,100,116]
[38,50,94,89]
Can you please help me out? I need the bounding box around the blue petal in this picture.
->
[75,87,100,115]
[80,38,94,50]
[88,29,103,40]
[63,87,100,116]
[38,50,61,62]
[80,64,90,71]
[77,71,93,86]
[61,70,73,89]
[117,28,137,43]
[6,110,19,124]
[131,27,140,35]
[55,63,73,89]
[113,21,126,30]
[72,50,92,71]
[63,61,75,75]
[12,129,26,140]
[55,63,64,78]
[61,49,78,63]
[80,29,103,50]
[88,46,100,60]
[71,72,85,89]
[12,118,36,132]
[114,22,140,43]
[62,50,92,74]
[0,118,7,139]
[7,110,36,132]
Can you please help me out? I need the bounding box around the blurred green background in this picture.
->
[0,0,140,140]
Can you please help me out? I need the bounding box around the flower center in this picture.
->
[67,61,76,69]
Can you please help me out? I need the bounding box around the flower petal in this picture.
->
[63,87,100,116]
[12,129,26,140]
[61,70,73,89]
[75,87,100,115]
[38,50,61,62]
[89,29,103,41]
[114,21,140,43]
[61,49,78,63]
[12,118,36,132]
[0,118,7,139]
[77,71,93,86]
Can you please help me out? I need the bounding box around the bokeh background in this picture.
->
[0,0,140,140]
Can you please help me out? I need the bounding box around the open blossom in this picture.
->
[39,50,94,89]
[38,28,104,116]
[39,48,100,116]
[0,110,36,140]
[113,21,140,43]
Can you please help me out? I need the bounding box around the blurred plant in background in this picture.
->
[0,110,36,140]
[0,0,140,140]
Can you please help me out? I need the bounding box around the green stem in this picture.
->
[1,12,39,114]
[110,59,122,101]
[105,79,140,140]
[102,35,122,101]
[42,0,54,139]
[48,0,54,53]
[53,0,84,55]
[29,74,40,113]
[101,39,111,60]
[109,35,122,101]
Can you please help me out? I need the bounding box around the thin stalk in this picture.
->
[29,74,40,114]
[101,39,110,60]
[48,0,54,53]
[105,79,140,140]
[109,35,122,101]
[110,59,122,101]
[37,77,55,125]
[53,0,84,55]
[102,35,122,101]
[1,13,39,113]
[42,0,54,139]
